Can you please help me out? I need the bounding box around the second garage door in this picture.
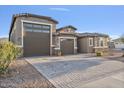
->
[60,39,74,55]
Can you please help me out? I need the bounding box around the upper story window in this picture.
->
[23,22,50,33]
[89,38,93,46]
[42,25,50,30]
[33,24,42,29]
[24,23,32,28]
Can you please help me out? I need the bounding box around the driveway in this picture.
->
[25,54,124,88]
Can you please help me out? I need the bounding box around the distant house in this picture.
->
[0,38,8,42]
[9,13,109,57]
[113,38,124,49]
[108,41,115,49]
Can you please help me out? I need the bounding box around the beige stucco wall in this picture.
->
[58,28,75,33]
[10,19,22,46]
[78,36,109,53]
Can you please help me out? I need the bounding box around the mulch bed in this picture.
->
[0,59,55,88]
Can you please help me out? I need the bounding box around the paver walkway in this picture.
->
[25,54,124,88]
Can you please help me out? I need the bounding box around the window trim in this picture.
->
[57,37,77,50]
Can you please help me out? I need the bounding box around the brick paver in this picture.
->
[25,54,124,88]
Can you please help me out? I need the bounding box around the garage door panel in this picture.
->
[24,32,50,57]
[60,39,74,55]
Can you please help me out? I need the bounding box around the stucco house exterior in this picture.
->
[113,38,124,49]
[9,13,109,57]
[77,33,109,53]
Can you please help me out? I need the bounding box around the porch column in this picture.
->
[74,38,77,54]
[50,25,53,56]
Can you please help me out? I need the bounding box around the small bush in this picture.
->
[96,51,103,57]
[0,41,21,74]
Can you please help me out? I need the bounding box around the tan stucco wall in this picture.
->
[58,28,75,33]
[77,36,109,53]
[10,19,22,46]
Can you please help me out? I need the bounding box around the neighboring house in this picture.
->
[108,41,115,49]
[113,38,124,49]
[77,33,109,53]
[0,38,8,42]
[9,13,109,57]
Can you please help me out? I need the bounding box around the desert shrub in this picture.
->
[96,51,103,57]
[0,41,21,74]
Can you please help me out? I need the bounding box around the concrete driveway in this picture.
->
[25,54,124,88]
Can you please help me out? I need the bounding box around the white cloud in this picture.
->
[49,8,70,12]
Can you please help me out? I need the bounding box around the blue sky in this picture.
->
[0,5,124,39]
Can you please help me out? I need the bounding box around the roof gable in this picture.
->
[57,25,77,31]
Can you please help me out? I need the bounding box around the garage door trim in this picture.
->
[58,37,77,54]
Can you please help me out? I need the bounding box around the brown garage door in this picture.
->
[23,32,50,57]
[60,39,74,55]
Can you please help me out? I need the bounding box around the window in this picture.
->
[24,27,33,32]
[42,25,50,30]
[24,23,33,28]
[33,24,42,29]
[100,40,104,46]
[99,37,104,47]
[89,38,93,46]
[23,22,50,33]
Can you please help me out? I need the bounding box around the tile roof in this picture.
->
[77,32,109,37]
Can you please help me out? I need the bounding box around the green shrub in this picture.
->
[96,51,103,57]
[0,41,21,74]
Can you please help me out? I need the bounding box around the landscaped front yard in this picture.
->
[0,59,54,88]
[0,52,124,88]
